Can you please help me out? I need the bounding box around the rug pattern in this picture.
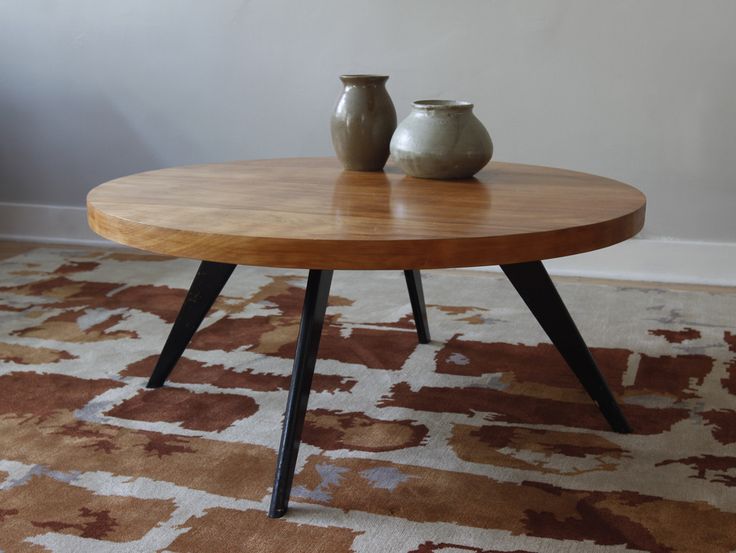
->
[1,248,735,552]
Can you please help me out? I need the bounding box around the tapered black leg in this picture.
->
[269,269,333,518]
[500,261,631,433]
[404,270,431,344]
[146,261,236,388]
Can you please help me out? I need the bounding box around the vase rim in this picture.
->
[340,74,389,85]
[412,100,474,111]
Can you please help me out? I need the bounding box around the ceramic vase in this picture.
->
[390,100,493,179]
[331,75,397,171]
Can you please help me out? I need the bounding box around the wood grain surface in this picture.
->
[87,157,646,270]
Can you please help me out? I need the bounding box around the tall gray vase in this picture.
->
[330,75,397,171]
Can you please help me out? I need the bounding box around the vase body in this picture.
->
[390,100,493,179]
[331,75,397,171]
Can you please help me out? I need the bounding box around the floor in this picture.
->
[3,242,736,552]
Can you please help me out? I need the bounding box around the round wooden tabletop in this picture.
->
[87,157,646,270]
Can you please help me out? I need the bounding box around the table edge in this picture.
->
[87,199,646,270]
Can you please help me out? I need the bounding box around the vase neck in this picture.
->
[412,100,473,114]
[340,74,389,87]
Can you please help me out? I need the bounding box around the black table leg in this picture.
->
[500,261,631,433]
[147,261,236,388]
[404,269,431,344]
[269,269,333,518]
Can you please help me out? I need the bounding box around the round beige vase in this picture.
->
[390,100,493,179]
[331,75,397,171]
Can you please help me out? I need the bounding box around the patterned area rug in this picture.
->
[1,248,735,553]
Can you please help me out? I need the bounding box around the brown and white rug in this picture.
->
[1,247,735,552]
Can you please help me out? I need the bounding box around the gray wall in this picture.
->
[2,0,735,242]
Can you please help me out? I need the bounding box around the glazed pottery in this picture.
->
[390,100,493,179]
[331,75,397,171]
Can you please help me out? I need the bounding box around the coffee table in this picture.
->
[87,157,646,518]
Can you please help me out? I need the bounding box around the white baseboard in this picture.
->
[478,238,736,287]
[0,202,112,247]
[0,202,734,286]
